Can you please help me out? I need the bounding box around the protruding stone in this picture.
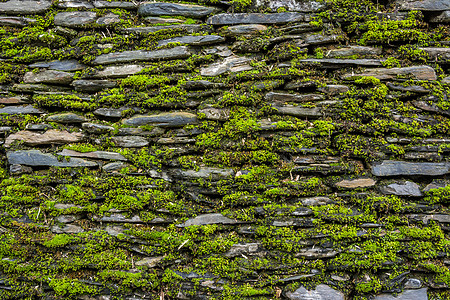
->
[23,70,74,85]
[176,167,235,180]
[56,0,93,8]
[111,136,149,148]
[5,130,84,147]
[201,55,253,76]
[326,46,382,57]
[0,16,36,27]
[336,178,376,188]
[381,181,422,196]
[371,161,450,176]
[177,213,239,227]
[58,149,127,161]
[254,0,325,12]
[0,0,52,15]
[54,11,98,28]
[374,288,428,300]
[135,256,164,268]
[157,35,225,47]
[93,0,137,9]
[207,13,306,25]
[225,243,261,258]
[404,278,423,289]
[29,60,85,72]
[343,66,437,81]
[138,2,218,18]
[221,24,268,36]
[72,80,117,92]
[82,123,114,134]
[429,10,450,22]
[418,47,450,60]
[265,92,324,102]
[47,113,87,123]
[25,124,53,131]
[91,46,191,65]
[7,150,96,167]
[102,161,127,172]
[94,107,132,118]
[122,112,198,127]
[300,58,383,68]
[272,104,322,118]
[0,105,43,115]
[91,64,145,78]
[286,284,345,300]
[96,13,121,26]
[198,108,230,121]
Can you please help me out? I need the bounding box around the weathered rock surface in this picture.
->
[336,178,377,188]
[122,24,210,34]
[178,213,239,227]
[91,46,191,65]
[47,113,87,123]
[138,2,218,18]
[72,80,117,92]
[372,161,450,176]
[326,46,382,57]
[54,11,98,28]
[0,105,43,115]
[272,104,322,118]
[397,0,450,11]
[5,130,84,147]
[7,150,96,167]
[374,288,428,300]
[221,24,268,36]
[343,66,437,81]
[56,0,94,9]
[0,16,36,27]
[0,0,52,14]
[91,64,145,78]
[198,108,230,121]
[207,13,306,25]
[122,112,198,127]
[58,149,127,161]
[300,58,383,67]
[254,0,325,12]
[381,181,422,196]
[158,35,225,47]
[201,55,252,76]
[286,284,345,300]
[23,70,74,85]
[176,167,235,180]
[266,92,324,102]
[29,60,85,71]
[111,136,149,148]
[82,123,114,134]
[429,10,450,22]
[93,0,137,9]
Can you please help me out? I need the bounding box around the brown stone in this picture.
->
[5,130,84,147]
[336,178,376,188]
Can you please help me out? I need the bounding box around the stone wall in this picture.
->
[0,0,449,299]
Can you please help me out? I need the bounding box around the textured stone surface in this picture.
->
[254,0,325,12]
[5,130,84,147]
[29,60,85,71]
[72,80,117,92]
[265,92,324,102]
[343,66,437,81]
[221,24,268,36]
[47,113,87,123]
[372,161,450,176]
[7,150,96,167]
[111,136,149,147]
[23,70,74,85]
[178,213,239,227]
[201,55,252,76]
[381,181,422,196]
[207,13,306,25]
[0,105,43,115]
[122,112,198,127]
[157,35,225,47]
[336,178,377,188]
[54,11,98,28]
[0,16,36,27]
[138,2,218,18]
[397,0,450,11]
[286,284,345,300]
[429,10,450,22]
[58,149,127,161]
[374,288,428,300]
[0,0,52,14]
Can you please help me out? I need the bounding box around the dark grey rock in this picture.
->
[102,162,127,172]
[122,24,210,34]
[72,80,117,92]
[221,24,268,36]
[374,288,428,300]
[272,104,322,118]
[118,127,165,136]
[93,0,137,9]
[387,83,430,93]
[0,0,52,14]
[94,107,131,118]
[47,113,87,123]
[343,66,437,81]
[0,16,36,27]
[422,214,450,224]
[122,112,198,127]
[265,92,324,102]
[0,105,43,115]
[254,0,325,12]
[429,10,450,22]
[200,55,253,76]
[54,11,98,28]
[372,161,450,176]
[157,35,225,47]
[111,136,149,147]
[397,0,450,11]
[82,123,114,134]
[144,16,185,24]
[23,70,74,85]
[303,33,345,45]
[29,60,85,72]
[7,150,97,167]
[138,2,218,18]
[58,149,127,161]
[91,46,191,65]
[11,84,72,93]
[381,181,422,196]
[284,80,318,90]
[51,224,84,234]
[96,13,121,26]
[326,46,382,57]
[300,58,383,68]
[183,80,224,90]
[177,213,239,227]
[281,23,321,34]
[207,12,306,25]
[25,123,53,131]
[286,284,345,300]
[157,137,196,144]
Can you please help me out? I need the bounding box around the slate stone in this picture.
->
[286,284,345,300]
[254,0,325,12]
[198,108,230,121]
[300,58,383,68]
[0,105,43,115]
[51,224,84,234]
[0,96,29,105]
[336,178,376,188]
[94,107,131,118]
[4,130,84,147]
[47,113,87,123]
[404,278,423,289]
[91,64,145,78]
[157,35,225,47]
[0,16,36,27]
[7,150,96,167]
[56,215,81,223]
[381,181,423,196]
[0,0,52,14]
[72,80,117,92]
[122,112,198,127]
[23,70,74,85]
[272,104,322,118]
[184,80,224,90]
[397,0,450,11]
[419,47,450,60]
[421,214,450,224]
[58,149,127,161]
[303,33,345,45]
[177,167,235,180]
[135,256,164,268]
[343,66,437,81]
[93,0,137,9]
[138,2,217,18]
[25,123,53,131]
[91,46,191,65]
[221,24,268,36]
[102,161,127,172]
[207,12,306,25]
[82,123,114,134]
[300,197,333,206]
[29,60,85,71]
[111,136,149,147]
[284,80,318,91]
[374,288,428,300]
[56,0,94,9]
[122,24,210,34]
[11,84,72,93]
[96,13,121,26]
[144,16,184,24]
[387,83,430,93]
[94,213,144,223]
[429,10,450,22]
[54,11,98,28]
[326,46,382,57]
[201,55,253,76]
[9,164,32,175]
[265,92,324,102]
[225,243,261,258]
[177,213,239,227]
[296,248,339,259]
[371,161,450,176]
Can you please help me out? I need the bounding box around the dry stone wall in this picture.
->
[0,0,449,299]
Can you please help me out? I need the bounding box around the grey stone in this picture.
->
[47,113,87,123]
[177,213,238,227]
[374,288,428,300]
[207,12,306,25]
[422,214,450,224]
[397,0,450,11]
[336,178,377,188]
[11,84,72,93]
[300,196,333,206]
[201,55,253,76]
[317,85,349,95]
[96,13,121,26]
[326,46,382,57]
[58,149,127,161]
[0,0,52,14]
[221,24,268,36]
[198,108,230,121]
[177,167,234,180]
[72,80,117,92]
[387,83,430,93]
[138,2,218,18]
[122,24,210,34]
[0,105,43,115]
[0,127,12,132]
[343,66,437,81]
[281,23,321,34]
[272,104,322,118]
[0,96,29,105]
[7,150,97,167]
[286,284,345,300]
[5,130,84,147]
[102,162,127,172]
[404,278,423,289]
[254,0,325,12]
[82,123,114,134]
[23,70,74,85]
[225,243,261,258]
[265,92,324,102]
[29,60,85,71]
[94,107,130,118]
[25,123,53,131]
[122,112,198,127]
[93,0,137,9]
[303,33,345,45]
[54,11,98,28]
[111,136,149,147]
[381,181,422,196]
[296,248,339,259]
[158,35,225,47]
[429,10,450,22]
[157,137,196,144]
[94,213,143,223]
[0,16,36,27]
[51,224,84,234]
[91,46,191,65]
[144,17,185,24]
[10,164,33,174]
[91,64,145,78]
[412,100,450,116]
[419,47,450,60]
[372,161,450,176]
[56,215,81,223]
[183,80,224,90]
[300,58,383,68]
[118,127,165,136]
[135,256,164,268]
[56,0,93,8]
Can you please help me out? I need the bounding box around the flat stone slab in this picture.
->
[82,123,114,134]
[372,161,450,176]
[326,46,382,57]
[207,13,306,25]
[272,104,322,118]
[300,58,383,68]
[23,70,74,85]
[94,107,131,118]
[177,167,235,180]
[254,0,325,12]
[343,66,437,81]
[221,24,268,36]
[122,112,198,127]
[5,130,84,147]
[111,136,149,147]
[0,16,36,27]
[286,284,345,300]
[418,47,450,59]
[91,46,191,65]
[374,288,428,300]
[91,64,145,78]
[0,105,43,115]
[336,178,376,188]
[54,11,98,28]
[47,113,87,123]
[72,80,117,92]
[397,0,450,11]
[58,149,127,161]
[296,248,339,259]
[198,108,230,121]
[158,35,225,47]
[201,55,252,76]
[430,10,450,22]
[381,181,422,196]
[29,60,85,71]
[177,213,239,227]
[138,2,217,18]
[225,243,261,258]
[93,0,137,9]
[122,24,210,34]
[56,0,94,9]
[7,150,96,167]
[0,0,52,14]
[265,92,324,102]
